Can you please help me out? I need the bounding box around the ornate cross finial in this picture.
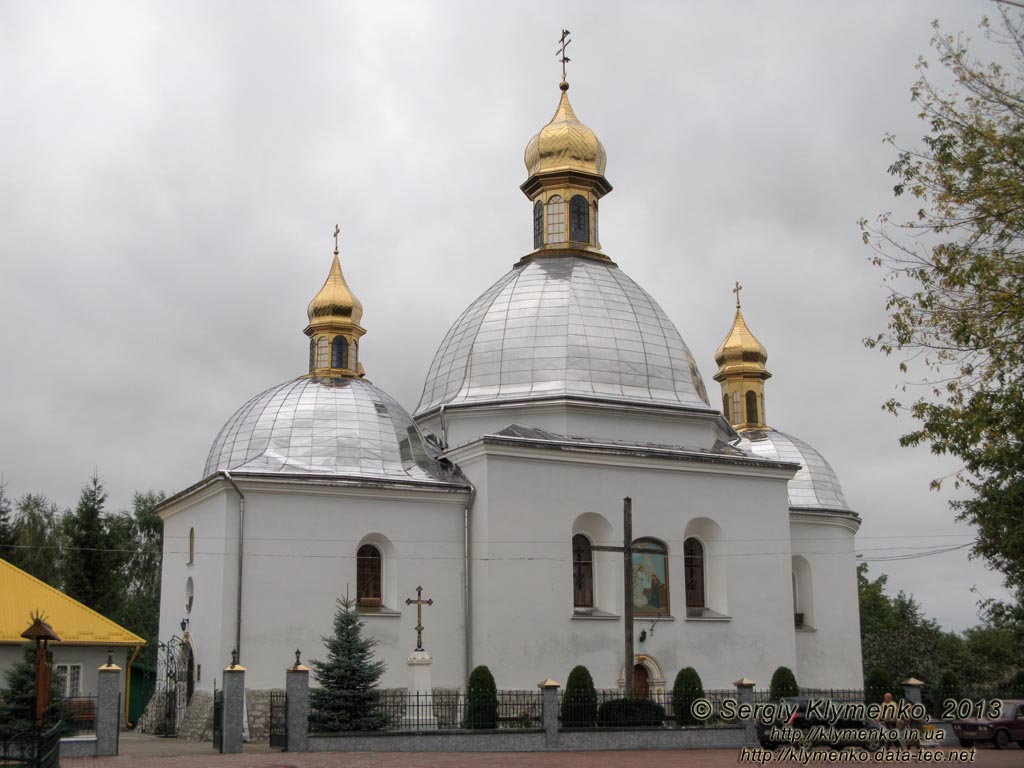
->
[333,224,340,255]
[404,585,434,652]
[557,29,572,82]
[733,281,743,308]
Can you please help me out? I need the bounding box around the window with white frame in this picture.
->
[55,663,82,698]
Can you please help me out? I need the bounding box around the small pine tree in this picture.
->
[865,667,895,704]
[561,665,597,727]
[672,667,704,726]
[309,597,386,732]
[769,666,799,701]
[0,647,68,737]
[465,665,498,729]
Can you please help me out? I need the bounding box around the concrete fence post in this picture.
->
[221,660,246,754]
[902,677,925,706]
[734,677,757,747]
[95,657,121,756]
[286,658,310,752]
[538,678,560,749]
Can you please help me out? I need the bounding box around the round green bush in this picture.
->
[865,667,895,704]
[597,697,665,727]
[464,665,498,729]
[672,667,704,726]
[769,666,799,701]
[561,665,598,727]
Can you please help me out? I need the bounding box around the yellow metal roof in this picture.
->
[0,559,144,647]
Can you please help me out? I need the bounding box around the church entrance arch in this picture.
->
[619,653,666,699]
[633,664,649,698]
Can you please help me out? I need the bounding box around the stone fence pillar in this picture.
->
[538,678,560,749]
[286,658,309,752]
[95,658,121,756]
[221,661,246,754]
[902,677,925,706]
[734,677,757,746]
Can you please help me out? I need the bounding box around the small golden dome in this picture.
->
[307,250,363,325]
[714,306,768,376]
[524,82,607,178]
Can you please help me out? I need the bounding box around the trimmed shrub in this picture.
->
[561,665,598,727]
[865,667,895,704]
[672,667,705,726]
[597,697,665,727]
[769,666,799,701]
[464,665,498,729]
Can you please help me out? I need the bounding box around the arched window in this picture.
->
[746,390,758,425]
[546,195,566,244]
[684,537,705,611]
[308,338,315,373]
[631,538,670,616]
[357,544,382,607]
[722,393,730,422]
[732,391,741,425]
[331,337,348,369]
[533,200,543,248]
[315,336,329,369]
[593,200,599,247]
[572,534,594,610]
[185,576,194,614]
[188,527,195,565]
[569,195,589,243]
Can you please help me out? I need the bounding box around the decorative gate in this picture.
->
[268,690,287,750]
[153,636,188,737]
[212,687,223,752]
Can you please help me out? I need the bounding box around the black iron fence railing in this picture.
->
[308,689,544,733]
[63,696,98,737]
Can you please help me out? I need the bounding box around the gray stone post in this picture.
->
[286,660,310,752]
[95,657,121,756]
[734,677,757,747]
[902,677,924,705]
[221,661,246,754]
[538,678,560,749]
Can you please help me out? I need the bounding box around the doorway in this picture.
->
[633,664,649,699]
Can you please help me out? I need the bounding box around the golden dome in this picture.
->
[307,250,363,325]
[524,82,607,178]
[714,306,768,377]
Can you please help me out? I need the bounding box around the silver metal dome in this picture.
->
[739,428,852,512]
[205,376,455,484]
[415,257,711,416]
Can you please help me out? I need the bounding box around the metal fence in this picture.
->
[63,696,98,737]
[308,689,544,733]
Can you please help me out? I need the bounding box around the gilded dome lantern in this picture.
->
[713,282,771,429]
[304,226,366,378]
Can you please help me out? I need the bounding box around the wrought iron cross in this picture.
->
[557,29,572,81]
[733,280,743,308]
[333,224,340,255]
[404,585,433,651]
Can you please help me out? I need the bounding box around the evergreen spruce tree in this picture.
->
[0,647,68,737]
[62,473,120,614]
[309,596,386,731]
[0,479,15,561]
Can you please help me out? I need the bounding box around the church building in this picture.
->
[157,72,863,700]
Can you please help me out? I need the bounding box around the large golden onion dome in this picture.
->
[714,305,768,377]
[524,82,607,178]
[307,250,363,325]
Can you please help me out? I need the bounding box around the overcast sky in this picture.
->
[0,0,1013,632]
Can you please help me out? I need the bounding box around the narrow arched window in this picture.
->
[315,337,329,369]
[745,390,758,424]
[732,392,741,426]
[308,338,315,373]
[684,537,705,611]
[546,195,566,244]
[572,534,594,609]
[569,195,589,243]
[331,337,348,369]
[357,544,382,607]
[631,538,670,616]
[185,576,194,614]
[533,200,543,248]
[188,528,195,564]
[722,394,730,422]
[592,200,599,247]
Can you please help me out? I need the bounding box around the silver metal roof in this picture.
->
[205,376,457,484]
[415,257,711,415]
[739,428,852,512]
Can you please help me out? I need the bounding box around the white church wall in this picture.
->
[451,440,800,690]
[789,515,863,688]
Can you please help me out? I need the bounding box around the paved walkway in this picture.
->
[60,732,1022,768]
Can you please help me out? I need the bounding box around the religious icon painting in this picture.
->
[631,538,670,616]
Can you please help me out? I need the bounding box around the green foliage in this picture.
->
[1009,669,1024,697]
[9,494,65,586]
[464,665,498,729]
[865,667,895,704]
[861,8,1024,627]
[560,665,597,727]
[0,647,68,737]
[309,596,386,732]
[0,480,15,560]
[672,667,704,726]
[769,667,798,701]
[61,473,126,616]
[596,697,665,727]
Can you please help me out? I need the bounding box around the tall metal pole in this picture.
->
[623,497,633,698]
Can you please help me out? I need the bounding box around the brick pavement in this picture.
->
[61,742,1022,768]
